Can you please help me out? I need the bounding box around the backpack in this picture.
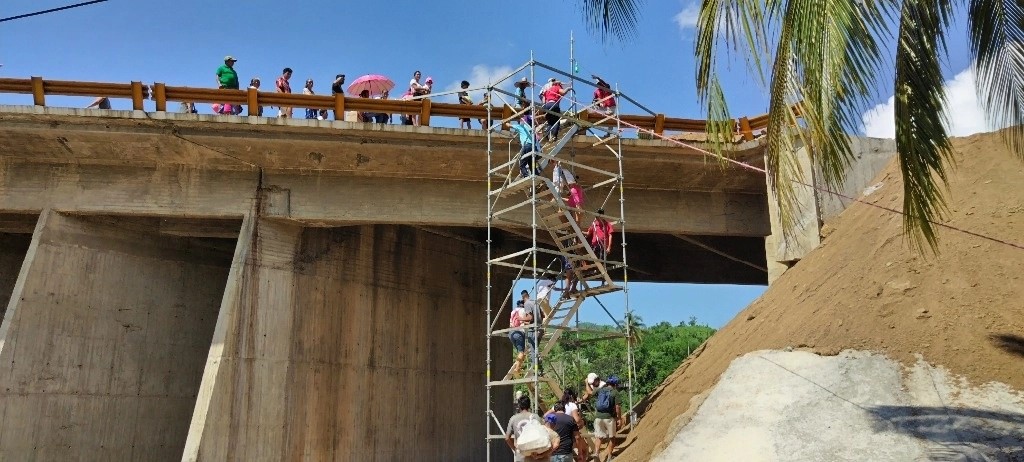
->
[596,387,614,413]
[515,419,550,455]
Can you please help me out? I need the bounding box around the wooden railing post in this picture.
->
[654,113,666,136]
[154,83,167,112]
[739,116,754,141]
[420,98,432,126]
[130,81,144,110]
[247,87,258,116]
[334,93,345,121]
[30,76,45,106]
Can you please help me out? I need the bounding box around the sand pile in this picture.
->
[618,132,1024,461]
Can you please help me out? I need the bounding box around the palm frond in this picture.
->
[764,0,889,240]
[695,0,770,158]
[578,0,643,42]
[969,0,1024,161]
[894,0,956,252]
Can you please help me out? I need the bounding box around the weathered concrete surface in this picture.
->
[0,233,31,320]
[184,223,506,461]
[764,138,898,283]
[0,212,233,461]
[0,107,771,238]
[815,137,898,222]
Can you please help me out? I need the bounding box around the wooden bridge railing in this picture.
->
[0,77,770,140]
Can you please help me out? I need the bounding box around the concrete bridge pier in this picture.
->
[0,210,232,460]
[0,209,509,461]
[185,219,501,461]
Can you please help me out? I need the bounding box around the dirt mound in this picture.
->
[618,132,1024,461]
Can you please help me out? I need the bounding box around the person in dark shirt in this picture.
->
[547,403,585,462]
[331,74,346,95]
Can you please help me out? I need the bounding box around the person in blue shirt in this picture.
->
[511,118,545,178]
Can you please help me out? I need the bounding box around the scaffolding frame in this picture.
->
[484,56,637,461]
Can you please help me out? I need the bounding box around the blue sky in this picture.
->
[0,1,983,327]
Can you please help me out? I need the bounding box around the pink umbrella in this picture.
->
[347,74,395,96]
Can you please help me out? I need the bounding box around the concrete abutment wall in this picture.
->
[0,211,233,460]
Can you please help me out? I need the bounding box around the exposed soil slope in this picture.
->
[619,132,1024,461]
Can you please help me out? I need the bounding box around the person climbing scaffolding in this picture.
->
[511,118,545,178]
[509,299,535,377]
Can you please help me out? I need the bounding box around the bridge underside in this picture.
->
[0,109,768,460]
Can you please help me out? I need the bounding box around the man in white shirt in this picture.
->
[536,276,558,318]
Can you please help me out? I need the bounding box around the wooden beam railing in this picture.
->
[0,76,774,137]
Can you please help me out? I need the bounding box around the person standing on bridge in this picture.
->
[303,78,317,120]
[216,56,240,115]
[216,56,239,90]
[331,74,346,120]
[276,67,293,118]
[248,78,263,116]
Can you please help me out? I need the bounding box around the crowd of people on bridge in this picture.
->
[505,373,625,462]
[204,55,617,127]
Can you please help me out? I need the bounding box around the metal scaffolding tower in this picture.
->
[483,57,636,461]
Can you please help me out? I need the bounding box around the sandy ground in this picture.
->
[654,350,1024,461]
[616,132,1024,461]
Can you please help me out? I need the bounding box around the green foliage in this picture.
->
[543,315,715,409]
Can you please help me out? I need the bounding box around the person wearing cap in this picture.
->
[506,396,558,462]
[216,56,239,90]
[581,372,606,401]
[547,402,585,462]
[593,375,623,462]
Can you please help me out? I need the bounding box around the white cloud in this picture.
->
[861,67,995,139]
[443,64,514,103]
[674,3,700,31]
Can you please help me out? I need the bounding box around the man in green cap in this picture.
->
[216,56,239,90]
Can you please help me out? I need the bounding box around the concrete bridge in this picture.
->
[0,105,775,460]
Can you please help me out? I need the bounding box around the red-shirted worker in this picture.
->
[541,79,569,142]
[586,208,614,262]
[592,75,616,114]
[276,67,293,118]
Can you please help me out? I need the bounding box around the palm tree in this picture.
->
[580,0,1024,250]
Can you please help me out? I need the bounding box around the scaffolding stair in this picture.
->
[487,176,621,394]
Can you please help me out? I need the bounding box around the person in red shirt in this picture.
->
[592,75,616,115]
[586,208,614,262]
[541,79,569,142]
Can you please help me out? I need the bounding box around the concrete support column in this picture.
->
[0,211,232,460]
[764,143,822,283]
[185,222,493,461]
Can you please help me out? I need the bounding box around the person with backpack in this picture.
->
[506,396,559,461]
[509,299,535,376]
[593,375,623,462]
